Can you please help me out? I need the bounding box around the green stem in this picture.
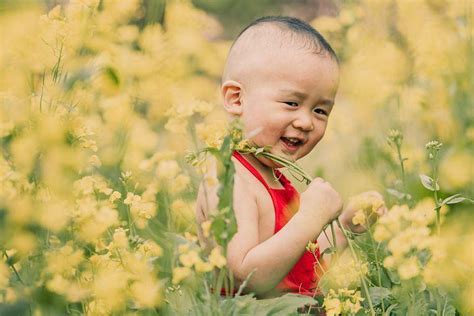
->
[367,226,386,313]
[431,157,441,236]
[330,222,338,258]
[3,251,25,285]
[336,220,376,316]
[396,144,406,197]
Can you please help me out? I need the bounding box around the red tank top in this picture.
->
[232,151,321,296]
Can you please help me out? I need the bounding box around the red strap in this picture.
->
[232,151,272,190]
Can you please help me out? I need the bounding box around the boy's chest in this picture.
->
[234,162,291,242]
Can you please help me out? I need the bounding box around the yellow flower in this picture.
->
[10,232,37,256]
[201,220,211,238]
[156,160,180,180]
[89,154,102,167]
[45,243,84,276]
[124,192,141,205]
[138,240,163,258]
[179,250,200,268]
[169,174,190,194]
[170,199,195,232]
[195,261,213,273]
[306,241,319,255]
[130,201,156,229]
[398,257,420,280]
[46,274,70,296]
[184,232,198,242]
[178,244,189,254]
[109,191,122,203]
[130,278,162,308]
[92,268,128,312]
[112,228,129,249]
[320,251,367,290]
[4,287,17,303]
[172,267,191,285]
[373,225,391,242]
[352,210,366,226]
[323,296,342,316]
[195,120,226,148]
[0,262,10,288]
[209,247,226,268]
[383,256,396,269]
[439,151,473,191]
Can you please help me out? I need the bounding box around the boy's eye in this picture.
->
[314,108,328,116]
[284,102,298,107]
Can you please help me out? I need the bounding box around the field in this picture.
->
[0,0,473,315]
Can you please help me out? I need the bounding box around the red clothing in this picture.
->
[232,151,321,296]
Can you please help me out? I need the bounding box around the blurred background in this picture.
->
[0,0,472,314]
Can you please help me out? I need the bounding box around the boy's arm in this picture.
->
[227,176,342,295]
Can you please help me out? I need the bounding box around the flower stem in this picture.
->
[3,251,25,285]
[336,220,376,316]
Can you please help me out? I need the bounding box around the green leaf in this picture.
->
[104,66,120,86]
[419,174,439,191]
[386,269,400,285]
[442,302,457,316]
[386,188,406,199]
[384,303,398,315]
[369,287,391,306]
[441,194,468,205]
[253,293,318,316]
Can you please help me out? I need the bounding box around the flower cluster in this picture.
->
[323,288,364,316]
[373,199,447,280]
[172,238,226,285]
[319,251,368,291]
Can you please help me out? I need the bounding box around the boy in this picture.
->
[196,16,384,298]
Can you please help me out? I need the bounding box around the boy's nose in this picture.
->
[292,113,314,131]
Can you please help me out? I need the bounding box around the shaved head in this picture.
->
[222,16,338,85]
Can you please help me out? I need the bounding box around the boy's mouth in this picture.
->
[280,137,303,152]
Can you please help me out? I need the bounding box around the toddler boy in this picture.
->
[196,16,384,298]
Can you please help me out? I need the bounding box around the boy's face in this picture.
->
[227,45,339,166]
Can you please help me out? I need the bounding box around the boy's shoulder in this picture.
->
[195,156,268,221]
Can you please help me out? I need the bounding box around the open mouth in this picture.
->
[280,137,303,151]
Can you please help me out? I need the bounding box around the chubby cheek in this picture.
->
[302,127,326,154]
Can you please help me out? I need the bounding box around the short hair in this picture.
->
[234,16,339,63]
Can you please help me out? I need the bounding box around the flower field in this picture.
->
[0,0,472,315]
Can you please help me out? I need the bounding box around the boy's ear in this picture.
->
[221,80,243,116]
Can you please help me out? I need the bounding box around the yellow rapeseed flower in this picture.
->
[397,256,420,280]
[0,262,10,288]
[352,210,366,226]
[209,247,226,268]
[172,267,192,285]
[130,278,162,308]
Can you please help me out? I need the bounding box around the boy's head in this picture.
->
[221,16,339,166]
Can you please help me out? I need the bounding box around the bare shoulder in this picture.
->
[195,156,261,222]
[195,157,263,242]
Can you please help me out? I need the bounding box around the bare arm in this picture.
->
[227,177,342,295]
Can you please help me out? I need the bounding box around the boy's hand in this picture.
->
[299,177,343,224]
[339,191,387,234]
